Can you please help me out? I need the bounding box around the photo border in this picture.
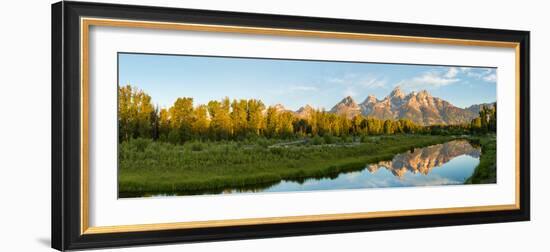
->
[114,51,498,198]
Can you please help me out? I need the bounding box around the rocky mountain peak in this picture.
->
[356,89,479,125]
[295,104,315,119]
[417,89,430,98]
[363,95,378,104]
[340,96,356,106]
[297,104,314,111]
[330,96,361,118]
[389,86,405,98]
[272,103,287,112]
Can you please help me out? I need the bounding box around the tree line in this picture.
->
[118,85,496,143]
[469,105,497,133]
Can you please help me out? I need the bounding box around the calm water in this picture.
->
[139,140,481,197]
[235,139,480,194]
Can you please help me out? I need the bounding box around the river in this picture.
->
[140,139,482,197]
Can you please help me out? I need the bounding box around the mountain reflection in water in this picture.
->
[366,140,481,178]
[257,139,482,193]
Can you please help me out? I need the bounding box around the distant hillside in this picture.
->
[465,102,496,115]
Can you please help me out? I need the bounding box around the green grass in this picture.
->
[118,134,465,196]
[465,134,497,184]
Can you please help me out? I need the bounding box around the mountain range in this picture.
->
[290,86,494,126]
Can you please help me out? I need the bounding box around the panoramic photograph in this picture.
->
[117,53,497,198]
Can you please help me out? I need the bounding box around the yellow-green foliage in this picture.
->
[118,85,475,144]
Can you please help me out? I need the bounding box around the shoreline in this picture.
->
[118,134,488,197]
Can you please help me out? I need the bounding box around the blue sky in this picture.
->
[118,53,497,110]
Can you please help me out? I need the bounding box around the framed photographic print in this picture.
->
[51,1,530,250]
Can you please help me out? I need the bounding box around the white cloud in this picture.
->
[398,66,497,90]
[444,67,459,78]
[326,77,345,84]
[325,73,387,98]
[398,71,460,90]
[480,69,497,83]
[460,67,496,83]
[467,72,483,78]
[289,85,318,92]
[459,67,472,73]
[268,84,319,96]
[327,73,386,88]
[483,73,497,82]
[360,77,387,88]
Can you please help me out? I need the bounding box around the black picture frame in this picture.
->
[52,1,530,251]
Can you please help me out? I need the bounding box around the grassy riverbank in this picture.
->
[465,134,497,184]
[118,135,461,196]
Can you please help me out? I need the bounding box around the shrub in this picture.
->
[189,142,205,152]
[167,130,180,145]
[311,136,324,145]
[469,138,481,148]
[133,138,150,152]
[270,147,284,155]
[323,134,335,144]
[341,135,351,143]
[256,138,271,148]
[245,132,259,141]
